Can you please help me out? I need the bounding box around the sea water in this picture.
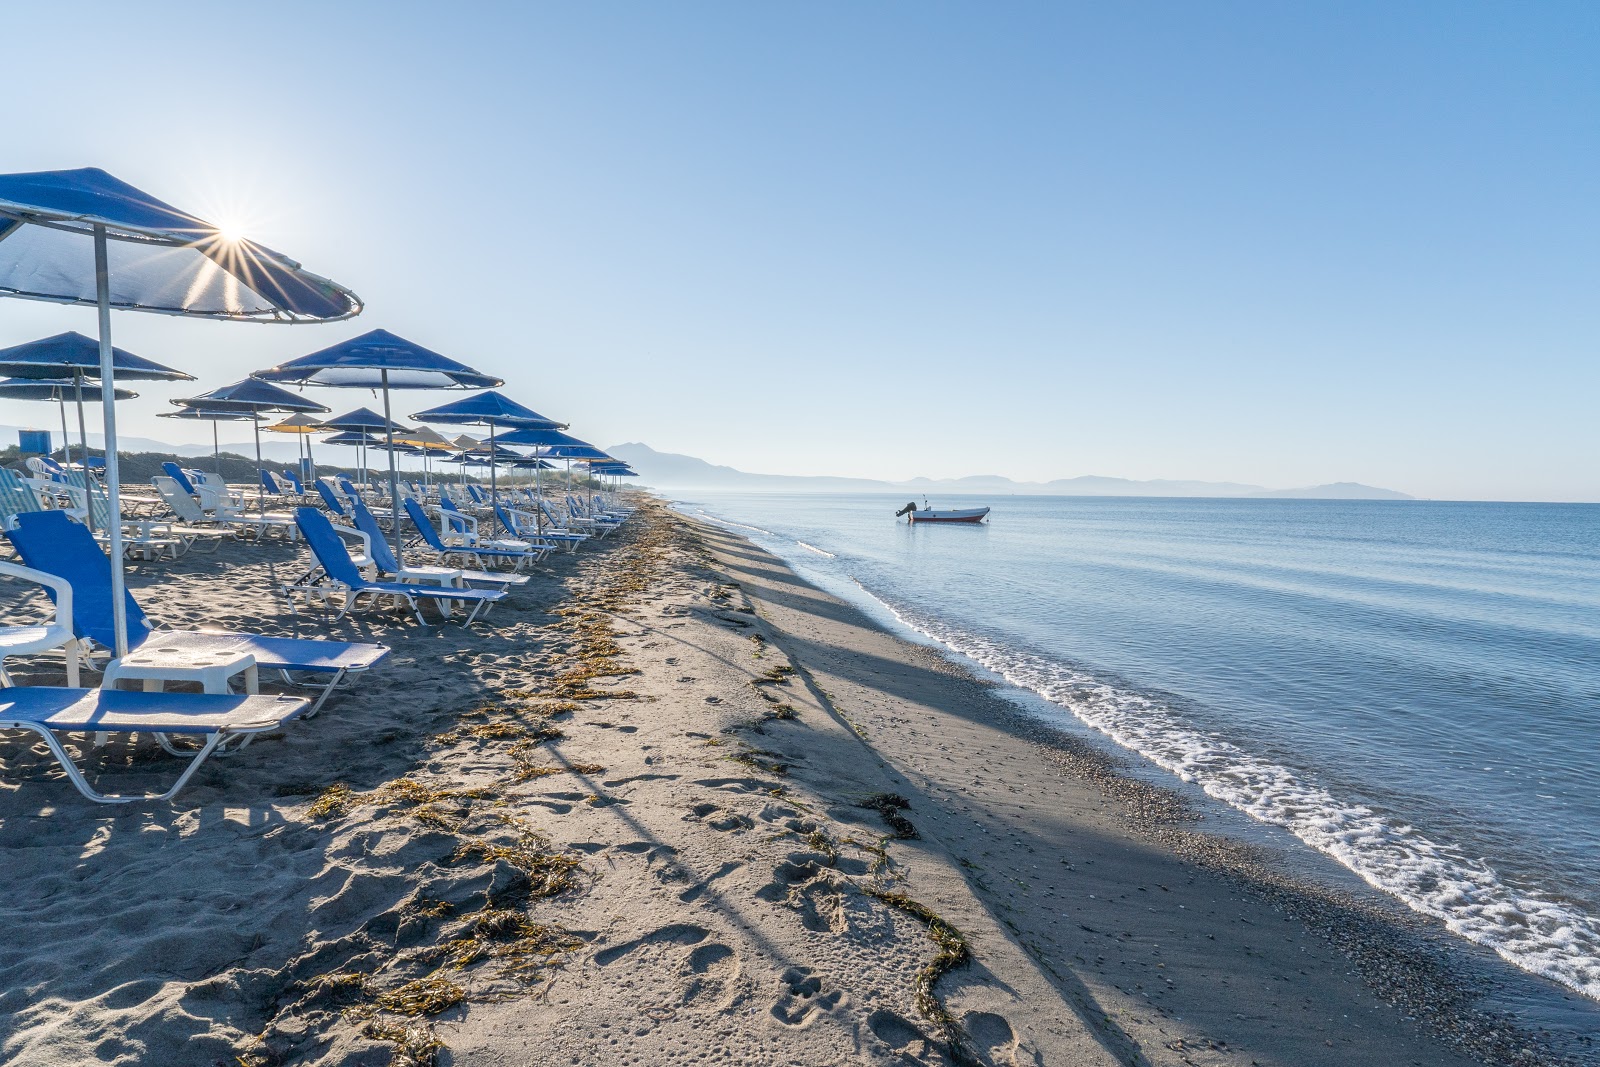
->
[670,492,1600,1001]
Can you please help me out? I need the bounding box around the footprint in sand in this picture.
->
[963,1011,1038,1066]
[593,923,710,966]
[868,1009,934,1056]
[678,861,742,903]
[681,942,740,1007]
[692,777,777,794]
[769,965,844,1026]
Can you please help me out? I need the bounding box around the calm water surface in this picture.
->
[671,492,1600,999]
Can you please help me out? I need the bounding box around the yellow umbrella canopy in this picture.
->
[265,412,325,434]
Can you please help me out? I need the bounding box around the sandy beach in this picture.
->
[0,497,1593,1067]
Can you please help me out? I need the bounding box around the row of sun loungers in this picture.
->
[0,466,631,802]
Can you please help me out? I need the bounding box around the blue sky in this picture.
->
[1,2,1595,500]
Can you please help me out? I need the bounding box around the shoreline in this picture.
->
[0,497,1593,1065]
[680,505,1600,1066]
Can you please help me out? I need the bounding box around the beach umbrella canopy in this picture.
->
[319,406,410,434]
[266,412,325,433]
[0,330,193,382]
[322,430,381,446]
[394,425,458,452]
[0,167,360,658]
[255,329,500,556]
[0,377,137,402]
[175,377,328,414]
[175,380,329,506]
[451,434,482,450]
[159,406,263,474]
[495,426,590,450]
[410,391,563,430]
[411,391,561,505]
[266,411,327,478]
[0,330,193,475]
[0,168,361,320]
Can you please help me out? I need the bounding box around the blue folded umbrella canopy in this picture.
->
[158,406,264,474]
[0,167,361,658]
[255,329,501,557]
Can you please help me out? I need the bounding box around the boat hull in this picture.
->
[907,507,990,524]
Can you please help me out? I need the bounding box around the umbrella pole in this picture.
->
[254,419,265,512]
[535,458,543,535]
[92,225,129,660]
[379,370,402,559]
[57,395,71,471]
[489,421,499,530]
[73,374,92,531]
[213,421,221,474]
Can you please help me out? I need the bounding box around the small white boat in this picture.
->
[896,501,990,524]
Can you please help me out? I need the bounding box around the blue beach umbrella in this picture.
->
[174,380,329,508]
[158,406,264,475]
[0,167,361,658]
[0,377,137,476]
[254,329,500,558]
[317,407,412,490]
[0,330,193,479]
[412,390,563,506]
[496,427,604,532]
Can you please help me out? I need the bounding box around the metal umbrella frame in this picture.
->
[0,377,137,475]
[0,330,193,494]
[0,167,360,658]
[410,391,563,520]
[173,379,329,511]
[158,406,265,475]
[265,412,326,484]
[317,407,412,494]
[254,329,500,559]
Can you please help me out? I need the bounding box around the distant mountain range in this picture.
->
[603,443,1415,500]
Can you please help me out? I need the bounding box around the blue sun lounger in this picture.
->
[351,502,527,591]
[6,510,389,717]
[495,503,587,552]
[292,508,506,625]
[314,478,348,516]
[161,461,199,496]
[0,685,307,803]
[403,498,543,572]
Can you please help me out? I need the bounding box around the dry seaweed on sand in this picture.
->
[374,976,465,1016]
[859,792,920,839]
[361,1019,445,1067]
[865,888,977,1064]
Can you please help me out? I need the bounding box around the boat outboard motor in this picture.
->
[895,501,917,518]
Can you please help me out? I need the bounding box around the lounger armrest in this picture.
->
[0,560,73,635]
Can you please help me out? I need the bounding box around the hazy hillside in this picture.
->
[605,443,1414,499]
